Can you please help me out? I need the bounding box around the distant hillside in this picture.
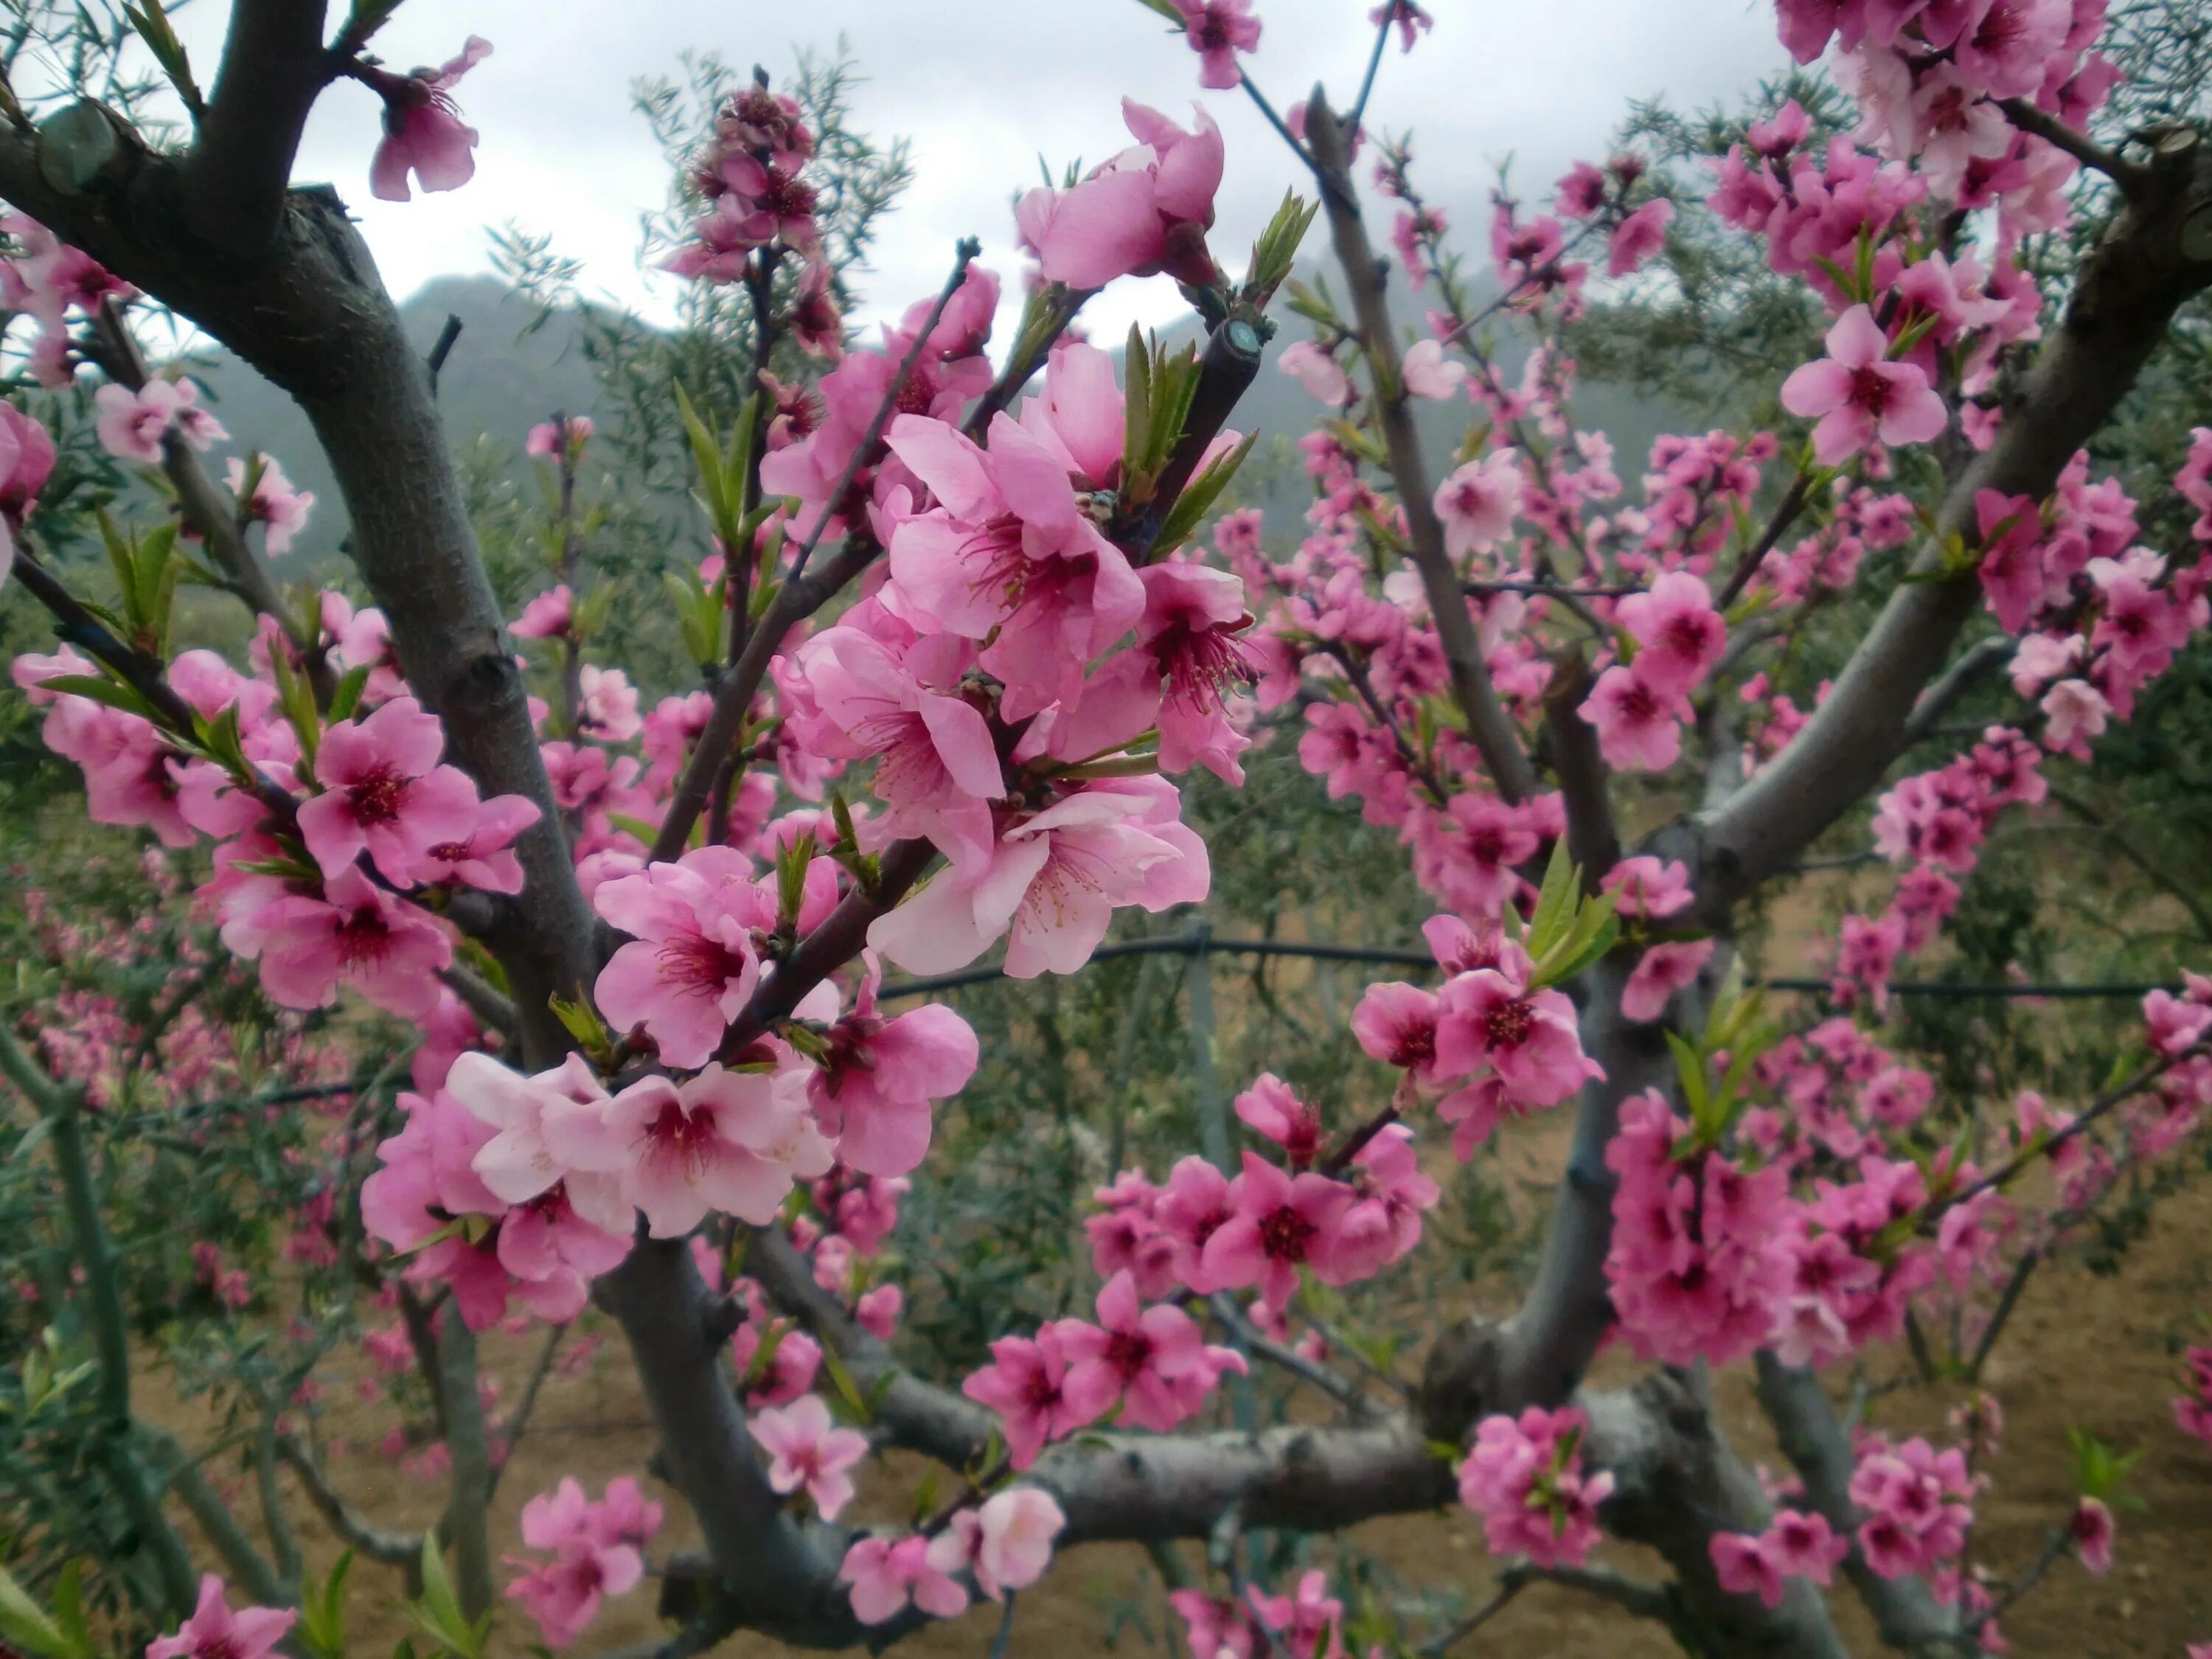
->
[184,275,604,566]
[175,269,1691,571]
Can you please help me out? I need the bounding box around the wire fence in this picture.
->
[876,926,2177,1004]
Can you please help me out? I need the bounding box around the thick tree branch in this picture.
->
[1691,134,2212,919]
[184,1,333,251]
[1305,93,1538,804]
[1753,1355,1968,1655]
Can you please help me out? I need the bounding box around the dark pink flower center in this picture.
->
[640,1098,720,1171]
[1846,364,1896,416]
[658,931,750,994]
[1105,1327,1152,1379]
[1484,998,1534,1049]
[349,765,408,826]
[333,907,394,970]
[1259,1203,1316,1264]
[1154,617,1254,711]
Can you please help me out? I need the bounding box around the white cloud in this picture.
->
[168,1,1790,344]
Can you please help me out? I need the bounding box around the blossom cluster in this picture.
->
[504,1477,664,1649]
[1456,1405,1613,1569]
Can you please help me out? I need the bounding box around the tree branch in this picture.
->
[276,1435,422,1565]
[1692,133,2212,920]
[184,0,333,251]
[1304,93,1537,804]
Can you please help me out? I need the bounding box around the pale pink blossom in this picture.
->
[1279,340,1350,405]
[751,1393,870,1519]
[1401,337,1467,400]
[295,695,480,884]
[147,1576,295,1659]
[1433,451,1523,557]
[1780,305,1948,465]
[371,38,493,202]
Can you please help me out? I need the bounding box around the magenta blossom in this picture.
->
[296,695,481,884]
[147,1576,296,1659]
[1780,304,1948,465]
[1172,0,1262,90]
[807,961,980,1177]
[1616,570,1726,694]
[558,1064,832,1237]
[886,410,1144,719]
[226,454,314,554]
[752,1393,871,1519]
[591,847,775,1068]
[1436,969,1603,1107]
[1433,450,1523,557]
[369,38,493,202]
[254,866,452,1019]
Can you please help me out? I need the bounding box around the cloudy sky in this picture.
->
[162,0,1792,344]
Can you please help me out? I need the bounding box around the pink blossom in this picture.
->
[794,623,1002,865]
[226,454,314,554]
[808,963,980,1177]
[448,1051,630,1234]
[1279,340,1350,405]
[565,1065,832,1237]
[506,1478,646,1649]
[1433,451,1523,557]
[1606,198,1673,276]
[370,38,493,202]
[868,785,1207,978]
[1779,304,1948,465]
[962,1323,1110,1468]
[973,1486,1067,1598]
[751,1393,870,1519]
[254,866,452,1019]
[1602,855,1694,922]
[1621,939,1716,1022]
[1234,1073,1323,1167]
[296,695,480,884]
[1457,1405,1613,1568]
[1401,337,1467,400]
[147,1576,296,1659]
[1582,663,1688,771]
[591,848,774,1068]
[409,787,540,894]
[1436,970,1602,1108]
[2039,677,2109,757]
[1172,0,1262,90]
[1202,1151,1368,1307]
[841,1534,969,1624]
[93,378,223,464]
[1015,101,1224,289]
[1056,1268,1246,1432]
[526,415,594,459]
[886,411,1144,719]
[513,585,574,640]
[1616,570,1726,694]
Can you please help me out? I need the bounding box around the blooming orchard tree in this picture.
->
[3,0,2212,1656]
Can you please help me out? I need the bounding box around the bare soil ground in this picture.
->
[145,1095,2212,1659]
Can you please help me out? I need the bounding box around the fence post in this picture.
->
[1186,923,1230,1172]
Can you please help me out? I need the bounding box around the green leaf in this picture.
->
[548,995,610,1054]
[1130,0,1186,18]
[35,672,156,720]
[674,384,731,535]
[1243,190,1320,305]
[1526,838,1581,960]
[0,1559,75,1659]
[774,831,818,931]
[819,1343,873,1425]
[1153,428,1258,553]
[124,4,201,108]
[327,664,372,724]
[1666,1030,1713,1121]
[1121,324,1152,492]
